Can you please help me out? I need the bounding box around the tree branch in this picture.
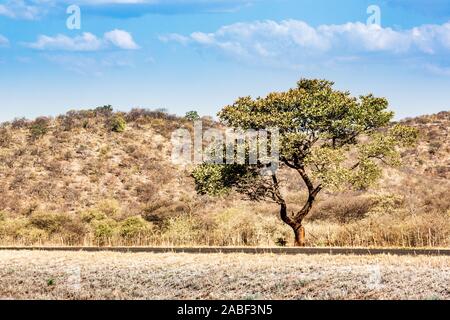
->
[271,173,295,226]
[351,154,390,170]
[294,167,322,221]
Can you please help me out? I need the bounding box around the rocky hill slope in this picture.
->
[0,107,448,247]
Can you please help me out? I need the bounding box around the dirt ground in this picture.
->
[0,250,448,300]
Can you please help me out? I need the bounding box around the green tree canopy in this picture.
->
[192,79,417,246]
[185,110,200,121]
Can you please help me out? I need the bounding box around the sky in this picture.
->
[0,0,450,121]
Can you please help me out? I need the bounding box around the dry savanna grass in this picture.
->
[0,108,449,247]
[0,250,448,300]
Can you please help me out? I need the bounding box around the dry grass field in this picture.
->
[0,250,448,300]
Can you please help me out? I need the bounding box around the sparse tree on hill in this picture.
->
[192,79,417,246]
[185,110,200,121]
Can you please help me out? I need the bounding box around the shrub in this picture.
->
[0,217,49,244]
[29,117,51,140]
[95,105,113,117]
[330,211,450,247]
[213,208,291,246]
[309,194,375,223]
[125,108,180,123]
[428,142,442,155]
[11,117,29,129]
[96,199,122,219]
[136,182,158,203]
[368,193,404,216]
[163,215,202,245]
[29,212,67,233]
[214,209,259,245]
[109,114,127,133]
[91,218,117,239]
[16,226,49,243]
[119,216,153,238]
[0,218,24,238]
[29,212,85,240]
[0,128,12,147]
[57,114,78,131]
[80,209,108,223]
[142,199,173,226]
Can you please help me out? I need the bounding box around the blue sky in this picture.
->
[0,0,449,121]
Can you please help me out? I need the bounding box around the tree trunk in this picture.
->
[279,203,307,247]
[293,224,306,247]
[272,168,322,247]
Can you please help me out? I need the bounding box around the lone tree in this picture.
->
[192,79,417,246]
[185,110,200,121]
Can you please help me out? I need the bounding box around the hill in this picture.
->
[0,107,449,247]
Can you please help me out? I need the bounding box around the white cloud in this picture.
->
[411,23,450,54]
[0,35,10,47]
[0,0,44,20]
[25,30,139,51]
[27,33,103,51]
[161,19,450,60]
[104,29,139,49]
[44,54,103,76]
[45,52,135,76]
[159,33,190,45]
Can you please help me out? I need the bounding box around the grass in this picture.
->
[0,251,448,300]
[0,206,448,248]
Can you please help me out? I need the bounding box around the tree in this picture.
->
[185,110,200,121]
[192,79,417,246]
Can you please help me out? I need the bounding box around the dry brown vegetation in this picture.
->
[0,108,449,247]
[0,250,448,300]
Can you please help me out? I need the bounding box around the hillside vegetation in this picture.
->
[0,107,449,247]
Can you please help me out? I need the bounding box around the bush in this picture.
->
[0,218,24,238]
[0,217,49,244]
[214,209,259,245]
[11,117,29,129]
[0,128,12,147]
[29,117,51,140]
[29,212,67,233]
[96,199,122,219]
[142,199,174,226]
[16,226,49,243]
[213,208,291,246]
[125,108,180,123]
[95,105,113,117]
[368,193,404,216]
[80,209,108,223]
[91,218,117,239]
[163,215,202,244]
[309,194,375,223]
[136,182,158,203]
[109,114,127,133]
[330,211,450,247]
[29,212,85,240]
[119,216,153,238]
[57,114,79,132]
